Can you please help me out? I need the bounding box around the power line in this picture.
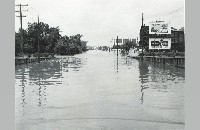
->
[168,7,184,15]
[145,7,184,23]
[15,4,28,30]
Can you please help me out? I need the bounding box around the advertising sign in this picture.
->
[115,39,122,43]
[123,39,129,44]
[149,38,171,49]
[149,22,171,34]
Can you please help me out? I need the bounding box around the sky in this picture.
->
[15,0,185,46]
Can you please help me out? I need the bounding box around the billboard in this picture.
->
[149,22,171,34]
[123,39,129,44]
[149,38,171,49]
[115,39,122,43]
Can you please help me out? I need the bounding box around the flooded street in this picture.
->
[15,50,185,130]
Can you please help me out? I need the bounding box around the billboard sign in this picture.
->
[149,38,171,49]
[123,39,129,44]
[149,22,171,34]
[115,39,122,43]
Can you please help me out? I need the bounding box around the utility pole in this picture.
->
[177,31,180,53]
[116,36,119,73]
[117,36,118,56]
[174,31,176,53]
[15,4,28,55]
[142,13,144,27]
[37,15,40,63]
[141,13,144,59]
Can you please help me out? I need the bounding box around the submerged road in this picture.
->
[15,50,185,130]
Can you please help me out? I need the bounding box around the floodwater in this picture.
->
[15,50,185,130]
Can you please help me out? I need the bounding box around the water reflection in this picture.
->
[15,66,28,108]
[21,71,26,108]
[28,61,62,84]
[61,57,83,72]
[37,72,47,107]
[15,56,85,109]
[116,55,119,73]
[137,60,185,104]
[139,60,149,84]
[139,60,150,104]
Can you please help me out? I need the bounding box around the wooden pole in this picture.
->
[37,15,40,63]
[15,4,28,55]
[141,13,144,60]
[117,36,118,56]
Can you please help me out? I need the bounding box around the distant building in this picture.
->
[139,26,149,50]
[171,30,185,52]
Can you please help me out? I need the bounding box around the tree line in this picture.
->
[15,22,87,56]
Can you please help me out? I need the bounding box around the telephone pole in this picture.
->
[15,4,28,54]
[37,15,40,63]
[142,13,144,26]
[141,13,144,59]
[117,36,118,56]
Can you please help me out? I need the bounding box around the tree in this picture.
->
[54,34,86,55]
[45,27,61,53]
[15,29,30,55]
[121,41,137,53]
[26,22,61,53]
[15,32,22,56]
[81,41,87,52]
[15,21,86,56]
[54,38,68,55]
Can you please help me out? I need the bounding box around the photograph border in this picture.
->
[0,0,199,130]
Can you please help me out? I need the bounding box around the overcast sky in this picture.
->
[15,0,184,46]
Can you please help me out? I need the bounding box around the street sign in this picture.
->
[149,22,171,34]
[149,38,171,49]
